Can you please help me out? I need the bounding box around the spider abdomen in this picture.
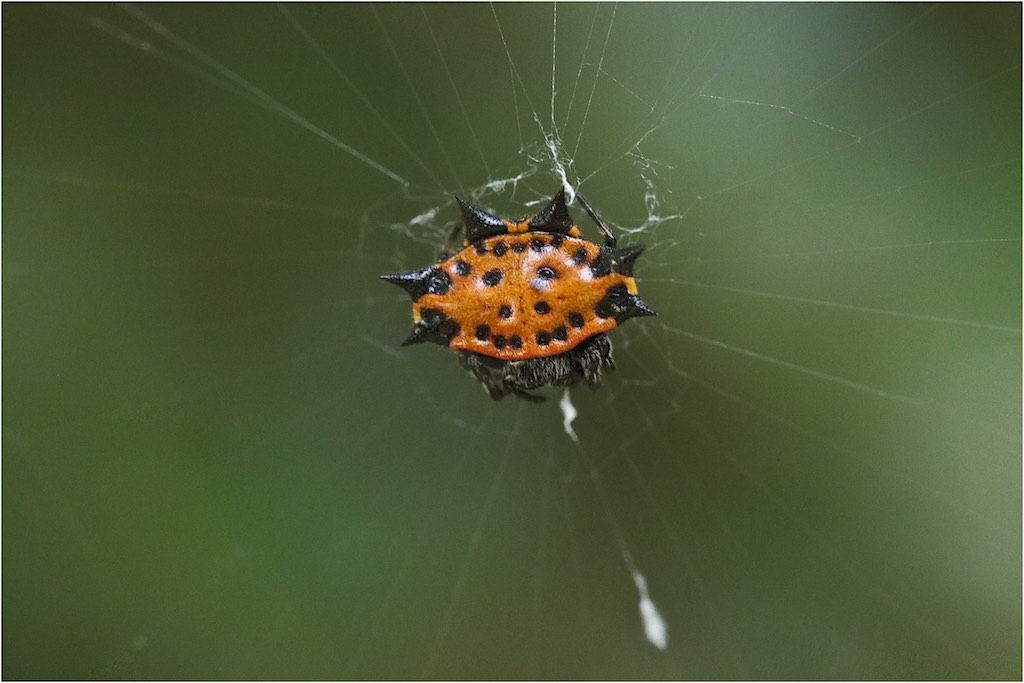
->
[381,189,655,400]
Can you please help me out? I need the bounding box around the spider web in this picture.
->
[3,3,1020,679]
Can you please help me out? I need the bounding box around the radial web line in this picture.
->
[664,326,929,407]
[698,93,863,142]
[348,426,489,676]
[561,5,600,133]
[577,446,669,651]
[699,137,862,201]
[705,419,999,678]
[421,433,517,677]
[623,453,748,673]
[116,4,409,186]
[368,5,463,189]
[660,279,1021,333]
[84,15,263,109]
[645,4,706,117]
[277,4,443,188]
[572,2,618,157]
[559,462,596,654]
[685,6,799,114]
[486,2,525,151]
[526,454,555,677]
[669,366,1019,541]
[860,63,1020,139]
[6,169,350,216]
[595,66,654,109]
[800,4,939,101]
[549,2,560,137]
[419,5,492,177]
[489,3,549,145]
[692,160,1019,248]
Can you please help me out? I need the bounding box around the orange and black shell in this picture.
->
[381,190,654,361]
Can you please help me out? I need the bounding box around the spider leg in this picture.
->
[438,219,465,261]
[575,192,617,248]
[507,385,546,403]
[576,333,615,390]
[457,351,506,400]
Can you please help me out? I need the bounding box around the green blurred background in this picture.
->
[3,3,1020,679]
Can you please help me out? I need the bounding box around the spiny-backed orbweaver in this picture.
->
[382,189,654,402]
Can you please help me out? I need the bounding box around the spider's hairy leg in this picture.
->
[457,351,505,400]
[575,192,617,248]
[457,351,547,403]
[576,333,615,390]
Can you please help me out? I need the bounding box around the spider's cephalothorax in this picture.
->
[381,189,655,402]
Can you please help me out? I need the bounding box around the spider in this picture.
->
[381,188,654,401]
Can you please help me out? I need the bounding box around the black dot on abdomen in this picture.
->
[425,268,452,295]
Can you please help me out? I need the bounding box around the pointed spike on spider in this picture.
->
[455,196,507,243]
[529,187,576,234]
[401,309,460,347]
[626,294,657,319]
[609,245,645,277]
[380,267,452,301]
